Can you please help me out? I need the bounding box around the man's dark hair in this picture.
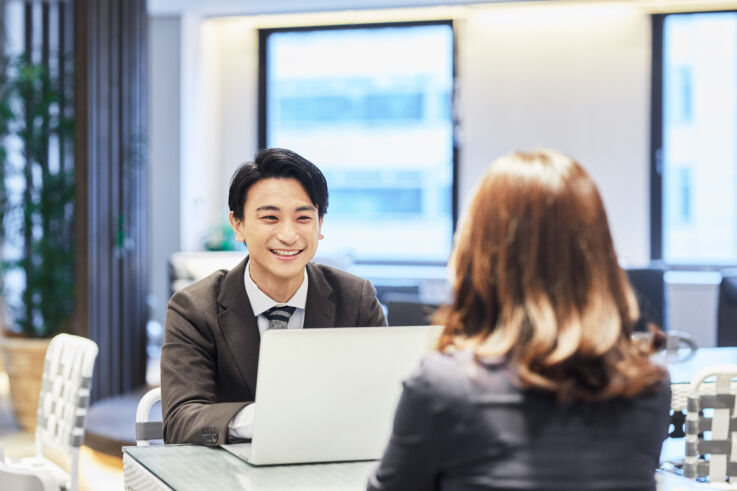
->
[228,148,329,220]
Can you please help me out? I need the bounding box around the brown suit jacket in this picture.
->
[161,257,387,445]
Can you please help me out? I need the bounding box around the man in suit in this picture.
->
[161,148,386,445]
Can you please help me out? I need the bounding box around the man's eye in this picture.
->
[298,216,313,222]
[260,216,277,221]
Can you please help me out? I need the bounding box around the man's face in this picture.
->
[230,177,323,293]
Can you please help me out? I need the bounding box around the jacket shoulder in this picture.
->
[408,351,516,405]
[168,268,229,313]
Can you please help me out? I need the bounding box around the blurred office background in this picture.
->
[150,0,737,352]
[0,0,736,483]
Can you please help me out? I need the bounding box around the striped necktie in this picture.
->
[265,306,297,330]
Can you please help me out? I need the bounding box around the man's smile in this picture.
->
[271,248,304,259]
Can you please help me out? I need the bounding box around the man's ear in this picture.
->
[229,211,246,243]
[318,216,324,240]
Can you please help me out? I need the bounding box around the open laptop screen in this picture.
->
[223,325,442,466]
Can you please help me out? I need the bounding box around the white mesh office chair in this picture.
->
[1,333,98,491]
[683,364,737,487]
[135,387,162,446]
[123,387,164,489]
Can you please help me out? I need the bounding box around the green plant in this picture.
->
[204,222,239,251]
[0,54,75,338]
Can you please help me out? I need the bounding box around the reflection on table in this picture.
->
[123,445,377,491]
[668,347,737,385]
[123,445,717,491]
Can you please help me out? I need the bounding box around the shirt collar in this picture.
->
[243,259,308,317]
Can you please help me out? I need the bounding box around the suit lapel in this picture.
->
[216,256,260,396]
[304,263,336,329]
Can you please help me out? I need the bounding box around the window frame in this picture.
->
[257,19,458,266]
[650,10,737,269]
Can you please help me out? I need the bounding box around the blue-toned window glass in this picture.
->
[661,12,737,264]
[263,23,454,263]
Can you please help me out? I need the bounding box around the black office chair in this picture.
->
[625,265,666,331]
[374,285,420,307]
[717,269,737,347]
[384,293,440,326]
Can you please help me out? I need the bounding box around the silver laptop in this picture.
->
[221,325,442,466]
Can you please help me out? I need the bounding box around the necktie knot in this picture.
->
[265,305,296,330]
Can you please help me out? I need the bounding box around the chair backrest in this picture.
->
[35,333,98,491]
[385,293,440,327]
[135,387,163,446]
[717,269,737,346]
[684,364,737,483]
[625,265,666,330]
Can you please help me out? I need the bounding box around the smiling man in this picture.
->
[161,148,387,445]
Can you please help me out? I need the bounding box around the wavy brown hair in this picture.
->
[435,150,665,401]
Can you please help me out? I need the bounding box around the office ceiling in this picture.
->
[147,0,533,16]
[147,0,737,17]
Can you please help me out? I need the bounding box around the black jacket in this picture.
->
[369,350,671,491]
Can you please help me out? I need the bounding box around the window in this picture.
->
[260,22,455,263]
[653,11,737,265]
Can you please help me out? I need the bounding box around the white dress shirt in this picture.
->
[227,260,308,439]
[243,261,308,335]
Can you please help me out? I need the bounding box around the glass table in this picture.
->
[123,445,377,491]
[124,348,737,490]
[123,444,719,490]
[667,347,737,385]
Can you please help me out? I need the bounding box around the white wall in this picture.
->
[459,2,651,264]
[208,20,260,211]
[179,13,224,253]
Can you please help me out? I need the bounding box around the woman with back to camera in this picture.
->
[368,150,670,491]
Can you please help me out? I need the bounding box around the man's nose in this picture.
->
[275,220,298,244]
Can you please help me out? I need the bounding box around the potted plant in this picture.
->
[0,54,75,431]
